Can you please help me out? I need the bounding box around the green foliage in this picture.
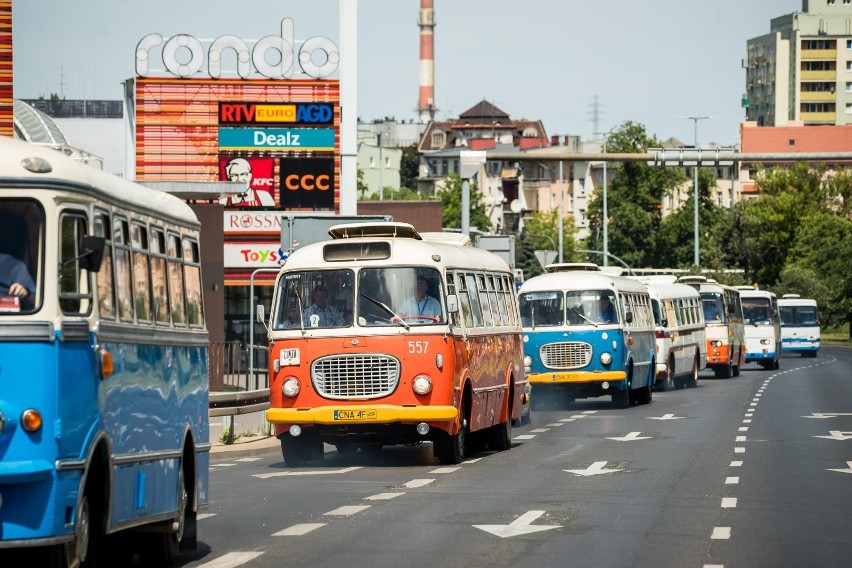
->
[363,186,426,201]
[400,143,420,191]
[357,168,369,199]
[439,172,491,232]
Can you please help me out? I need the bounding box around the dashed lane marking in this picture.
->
[711,527,731,540]
[195,551,265,567]
[365,492,404,501]
[273,523,325,536]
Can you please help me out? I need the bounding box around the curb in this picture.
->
[210,435,280,458]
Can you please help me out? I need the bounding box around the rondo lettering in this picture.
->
[135,18,339,80]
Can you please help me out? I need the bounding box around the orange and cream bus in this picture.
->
[679,276,745,378]
[258,222,526,466]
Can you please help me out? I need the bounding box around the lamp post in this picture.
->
[377,132,384,200]
[602,138,608,267]
[685,116,710,266]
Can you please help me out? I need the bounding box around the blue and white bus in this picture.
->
[778,294,820,357]
[518,264,655,409]
[737,285,782,370]
[0,137,209,567]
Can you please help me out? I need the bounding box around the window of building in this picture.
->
[431,131,446,148]
[441,159,448,175]
[846,82,852,93]
[847,103,852,114]
[717,191,723,207]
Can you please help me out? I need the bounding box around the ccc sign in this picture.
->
[283,173,330,191]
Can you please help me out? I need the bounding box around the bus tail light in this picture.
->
[100,348,114,379]
[21,409,43,432]
[413,375,432,395]
[282,377,300,398]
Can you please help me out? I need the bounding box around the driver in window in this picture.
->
[399,275,442,320]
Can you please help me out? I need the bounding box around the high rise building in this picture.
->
[744,0,852,126]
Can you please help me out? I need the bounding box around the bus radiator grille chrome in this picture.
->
[311,354,401,399]
[540,342,592,369]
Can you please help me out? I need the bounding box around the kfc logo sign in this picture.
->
[219,156,276,208]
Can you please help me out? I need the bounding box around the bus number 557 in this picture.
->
[409,341,428,354]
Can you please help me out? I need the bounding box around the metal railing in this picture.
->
[209,340,269,392]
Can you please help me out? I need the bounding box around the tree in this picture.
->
[439,173,491,232]
[399,144,420,192]
[357,168,369,199]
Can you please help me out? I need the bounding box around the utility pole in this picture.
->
[685,116,710,267]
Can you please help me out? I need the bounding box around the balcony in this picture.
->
[800,70,836,81]
[800,90,836,102]
[801,49,836,60]
[800,111,836,123]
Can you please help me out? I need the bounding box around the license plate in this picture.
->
[280,348,300,366]
[334,409,377,420]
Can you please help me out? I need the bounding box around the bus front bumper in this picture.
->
[527,370,627,384]
[266,404,458,425]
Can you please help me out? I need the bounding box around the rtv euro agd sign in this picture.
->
[135,18,339,79]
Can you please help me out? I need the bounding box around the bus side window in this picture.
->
[184,238,204,327]
[131,222,151,322]
[113,216,134,323]
[150,229,170,325]
[466,273,484,327]
[168,234,187,326]
[94,211,115,320]
[456,272,474,328]
[59,212,92,316]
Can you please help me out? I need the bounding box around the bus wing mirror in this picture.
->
[71,235,105,272]
[446,294,459,314]
[256,304,269,333]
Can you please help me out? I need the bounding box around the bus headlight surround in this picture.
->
[710,340,723,347]
[523,355,532,368]
[600,352,613,365]
[413,375,432,395]
[760,339,770,345]
[282,377,300,398]
[21,409,43,432]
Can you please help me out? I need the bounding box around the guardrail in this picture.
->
[209,388,270,417]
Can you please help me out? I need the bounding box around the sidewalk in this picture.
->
[210,434,280,457]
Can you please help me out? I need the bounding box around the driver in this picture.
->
[399,275,442,320]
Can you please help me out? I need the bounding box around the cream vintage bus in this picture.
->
[258,222,526,466]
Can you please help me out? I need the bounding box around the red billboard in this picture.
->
[218,156,276,207]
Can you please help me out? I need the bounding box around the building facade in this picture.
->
[745,0,852,127]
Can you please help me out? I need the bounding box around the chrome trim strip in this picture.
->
[112,448,183,465]
[0,535,73,549]
[196,443,212,453]
[60,320,90,342]
[106,511,177,534]
[56,459,86,472]
[98,321,209,347]
[0,321,54,342]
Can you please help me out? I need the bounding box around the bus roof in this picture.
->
[641,281,701,301]
[778,297,817,307]
[519,269,649,295]
[738,288,777,299]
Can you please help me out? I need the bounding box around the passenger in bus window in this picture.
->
[399,275,442,320]
[0,251,35,299]
[599,294,617,324]
[304,284,345,327]
[283,301,302,329]
[705,303,721,322]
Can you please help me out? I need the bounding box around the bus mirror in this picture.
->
[660,318,668,327]
[625,311,634,324]
[66,235,105,272]
[446,294,459,314]
[256,304,266,326]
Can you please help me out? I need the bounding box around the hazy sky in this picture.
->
[13,0,802,145]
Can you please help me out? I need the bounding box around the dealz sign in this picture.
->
[136,18,339,80]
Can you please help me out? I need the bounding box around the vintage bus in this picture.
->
[678,276,745,378]
[778,294,820,357]
[518,263,656,409]
[737,286,782,370]
[260,222,526,466]
[0,138,209,567]
[636,275,706,391]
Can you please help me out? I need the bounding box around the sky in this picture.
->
[13,0,803,146]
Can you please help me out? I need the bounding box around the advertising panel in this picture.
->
[279,157,335,209]
[0,2,12,138]
[224,242,284,268]
[219,156,276,207]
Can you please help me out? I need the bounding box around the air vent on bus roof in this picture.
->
[328,222,421,240]
[736,285,756,291]
[419,232,472,246]
[545,263,601,273]
[782,293,801,298]
[677,275,707,284]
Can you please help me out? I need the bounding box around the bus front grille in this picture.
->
[311,354,401,399]
[540,342,592,369]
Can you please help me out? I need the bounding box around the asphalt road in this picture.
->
[173,347,852,568]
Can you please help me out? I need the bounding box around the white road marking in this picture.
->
[803,413,852,419]
[514,434,536,440]
[236,457,261,462]
[530,428,550,433]
[197,513,217,520]
[463,457,483,464]
[546,423,564,427]
[570,415,588,419]
[473,510,561,538]
[749,403,757,407]
[814,431,852,441]
[725,477,739,485]
[730,461,743,467]
[738,427,748,432]
[253,466,361,479]
[565,461,624,476]
[721,498,737,508]
[735,447,746,454]
[325,505,370,516]
[273,523,325,536]
[736,436,747,442]
[211,463,237,467]
[404,478,435,488]
[703,565,725,568]
[365,492,404,501]
[827,461,852,474]
[559,418,576,423]
[647,413,684,420]
[606,431,652,442]
[195,551,265,567]
[743,419,752,424]
[711,527,731,539]
[429,467,461,474]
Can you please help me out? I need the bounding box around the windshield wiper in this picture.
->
[360,294,409,330]
[569,306,599,327]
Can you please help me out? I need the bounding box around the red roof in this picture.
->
[740,122,852,153]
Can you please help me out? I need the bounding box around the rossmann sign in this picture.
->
[219,102,333,125]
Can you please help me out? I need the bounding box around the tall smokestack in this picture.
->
[418,0,436,124]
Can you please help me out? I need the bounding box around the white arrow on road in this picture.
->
[473,510,561,538]
[814,431,852,441]
[647,413,684,420]
[607,431,652,442]
[803,413,852,419]
[565,461,624,476]
[827,461,852,475]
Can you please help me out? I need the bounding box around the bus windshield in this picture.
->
[0,199,44,314]
[520,289,618,327]
[358,267,444,326]
[742,297,772,325]
[779,305,819,326]
[701,294,725,323]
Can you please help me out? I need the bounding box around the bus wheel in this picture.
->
[611,389,629,409]
[773,358,780,370]
[435,400,467,465]
[686,358,698,388]
[488,413,512,452]
[659,359,675,392]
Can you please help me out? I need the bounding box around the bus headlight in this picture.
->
[710,340,723,347]
[600,353,613,365]
[523,355,532,367]
[281,377,300,398]
[760,339,770,345]
[412,375,432,395]
[21,409,43,432]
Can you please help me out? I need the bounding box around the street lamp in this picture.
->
[602,138,608,267]
[684,116,711,266]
